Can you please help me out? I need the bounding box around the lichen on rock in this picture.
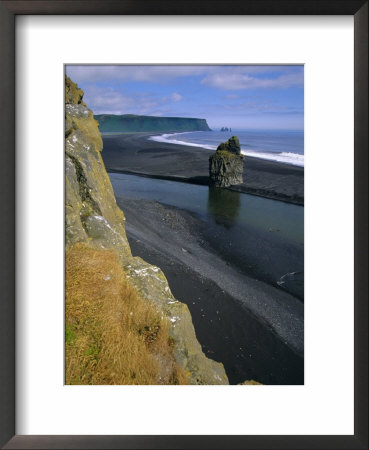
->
[209,136,244,188]
[65,76,229,384]
[65,77,131,261]
[65,75,86,106]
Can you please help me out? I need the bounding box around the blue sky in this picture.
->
[66,65,304,130]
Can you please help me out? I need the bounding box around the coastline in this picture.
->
[101,132,304,206]
[102,130,304,384]
[148,131,304,167]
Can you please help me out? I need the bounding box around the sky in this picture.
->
[66,65,304,130]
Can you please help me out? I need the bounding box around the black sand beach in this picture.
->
[117,197,303,385]
[101,132,304,384]
[102,133,304,205]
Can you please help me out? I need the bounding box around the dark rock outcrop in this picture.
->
[209,136,244,187]
[65,76,228,384]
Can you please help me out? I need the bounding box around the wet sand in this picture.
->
[101,132,304,205]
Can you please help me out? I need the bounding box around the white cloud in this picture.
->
[66,65,207,83]
[170,92,182,102]
[201,72,303,90]
[66,64,303,87]
[82,85,183,115]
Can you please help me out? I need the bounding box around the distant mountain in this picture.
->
[94,114,211,133]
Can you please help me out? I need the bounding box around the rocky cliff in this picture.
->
[65,76,228,385]
[209,136,244,187]
[95,114,211,133]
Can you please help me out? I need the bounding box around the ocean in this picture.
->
[148,129,304,167]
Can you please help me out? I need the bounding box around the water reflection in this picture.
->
[207,187,241,228]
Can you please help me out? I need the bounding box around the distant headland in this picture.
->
[94,114,211,133]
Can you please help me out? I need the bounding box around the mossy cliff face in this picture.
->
[65,77,228,385]
[65,81,130,259]
[209,136,244,188]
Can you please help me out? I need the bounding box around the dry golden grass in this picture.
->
[65,243,188,385]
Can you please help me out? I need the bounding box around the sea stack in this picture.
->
[209,136,244,187]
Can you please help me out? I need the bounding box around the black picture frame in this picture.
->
[0,1,367,449]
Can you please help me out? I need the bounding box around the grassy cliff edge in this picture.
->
[65,76,228,385]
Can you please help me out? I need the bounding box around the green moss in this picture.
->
[215,150,237,160]
[216,142,228,151]
[80,205,95,221]
[210,150,238,164]
[65,325,76,345]
[227,136,240,153]
[65,76,86,106]
[70,116,103,152]
[84,345,100,361]
[216,135,241,155]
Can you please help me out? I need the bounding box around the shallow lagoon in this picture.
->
[109,172,304,300]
